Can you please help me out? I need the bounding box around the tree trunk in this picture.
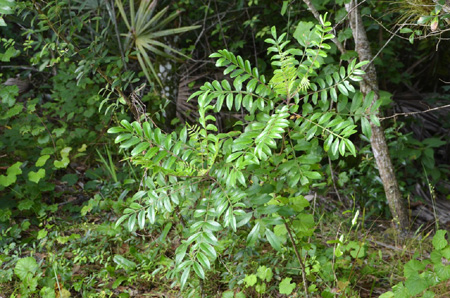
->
[345,0,409,230]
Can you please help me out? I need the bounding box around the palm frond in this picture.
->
[115,0,200,87]
[115,0,130,30]
[153,10,180,31]
[137,46,161,86]
[138,6,169,35]
[146,39,189,59]
[147,26,200,39]
[140,41,178,60]
[135,0,157,34]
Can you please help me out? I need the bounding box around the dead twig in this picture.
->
[380,103,450,121]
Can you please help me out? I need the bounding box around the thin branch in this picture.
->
[213,0,228,50]
[301,0,346,54]
[191,0,211,55]
[404,54,432,75]
[366,16,410,70]
[0,65,39,71]
[366,14,411,41]
[380,103,450,121]
[332,0,369,30]
[328,157,343,205]
[245,8,258,69]
[107,0,127,71]
[283,218,309,298]
[368,14,450,41]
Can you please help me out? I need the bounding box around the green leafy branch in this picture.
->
[107,14,385,294]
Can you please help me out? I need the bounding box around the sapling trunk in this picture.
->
[345,0,410,231]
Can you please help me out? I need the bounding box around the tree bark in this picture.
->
[345,0,409,230]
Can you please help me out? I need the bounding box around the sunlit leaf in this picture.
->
[265,228,281,251]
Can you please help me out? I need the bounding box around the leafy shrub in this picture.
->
[108,15,377,294]
[0,63,113,221]
[380,230,450,298]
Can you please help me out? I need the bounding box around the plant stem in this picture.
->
[283,218,309,298]
[175,206,186,228]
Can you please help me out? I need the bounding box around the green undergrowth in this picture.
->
[1,198,448,297]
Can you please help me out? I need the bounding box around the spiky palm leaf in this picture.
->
[115,0,200,87]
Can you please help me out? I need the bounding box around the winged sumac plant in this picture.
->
[108,15,375,292]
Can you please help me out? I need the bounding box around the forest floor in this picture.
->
[1,189,449,298]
